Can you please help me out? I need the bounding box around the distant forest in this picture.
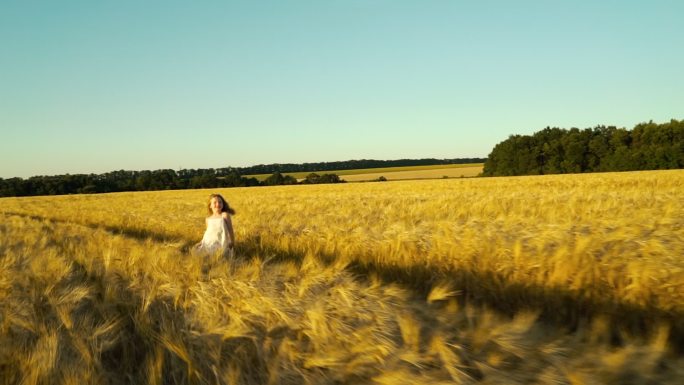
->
[0,158,484,197]
[483,119,683,176]
[5,117,682,198]
[236,158,485,174]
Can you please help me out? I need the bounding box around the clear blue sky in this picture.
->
[1,0,682,178]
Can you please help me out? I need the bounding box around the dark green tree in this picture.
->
[484,119,683,176]
[262,172,297,186]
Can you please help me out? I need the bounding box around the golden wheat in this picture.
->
[1,169,683,384]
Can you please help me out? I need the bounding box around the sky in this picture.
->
[1,0,683,178]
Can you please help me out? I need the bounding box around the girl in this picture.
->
[195,193,235,257]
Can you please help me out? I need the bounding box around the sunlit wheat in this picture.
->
[1,170,683,384]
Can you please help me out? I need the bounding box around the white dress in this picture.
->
[197,216,231,255]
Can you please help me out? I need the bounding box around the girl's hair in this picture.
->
[207,193,236,215]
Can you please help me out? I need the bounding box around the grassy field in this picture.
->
[1,170,683,384]
[244,163,484,181]
[340,165,482,181]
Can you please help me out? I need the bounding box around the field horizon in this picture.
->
[1,169,683,384]
[244,162,484,182]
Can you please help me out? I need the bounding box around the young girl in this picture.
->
[195,193,235,257]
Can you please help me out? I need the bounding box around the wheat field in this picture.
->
[339,165,483,181]
[1,170,683,384]
[244,163,484,181]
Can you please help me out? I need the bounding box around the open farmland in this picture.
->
[245,163,484,182]
[339,165,482,181]
[1,170,683,384]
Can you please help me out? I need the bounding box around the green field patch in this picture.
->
[245,163,484,181]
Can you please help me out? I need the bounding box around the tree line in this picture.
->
[0,158,484,197]
[8,117,680,197]
[237,158,485,175]
[0,169,351,197]
[483,119,683,176]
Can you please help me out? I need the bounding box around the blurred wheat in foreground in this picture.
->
[1,170,683,384]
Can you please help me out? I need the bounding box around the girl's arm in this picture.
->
[222,212,235,248]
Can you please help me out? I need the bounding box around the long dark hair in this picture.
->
[207,193,236,215]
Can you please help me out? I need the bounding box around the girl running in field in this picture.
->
[195,193,235,258]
